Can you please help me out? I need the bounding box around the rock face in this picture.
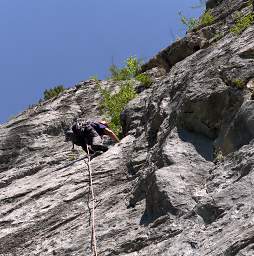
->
[1,0,254,255]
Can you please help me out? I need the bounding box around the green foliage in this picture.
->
[109,64,130,81]
[213,32,223,41]
[232,79,245,89]
[247,0,253,7]
[200,10,215,26]
[66,150,79,161]
[109,56,142,81]
[99,81,137,136]
[68,154,77,161]
[214,150,224,163]
[230,12,254,35]
[179,12,199,30]
[89,75,99,81]
[43,85,65,100]
[136,73,153,88]
[104,56,152,135]
[126,56,141,77]
[179,9,215,31]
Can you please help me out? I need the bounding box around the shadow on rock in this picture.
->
[178,128,214,162]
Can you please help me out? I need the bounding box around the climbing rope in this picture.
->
[86,145,98,256]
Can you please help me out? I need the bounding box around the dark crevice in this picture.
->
[140,174,181,226]
[195,203,225,224]
[0,165,44,189]
[43,125,63,136]
[0,190,32,204]
[146,101,165,148]
[186,240,199,249]
[30,184,62,200]
[46,214,82,233]
[233,163,254,183]
[225,238,254,256]
[140,205,179,227]
[115,228,182,255]
[206,0,224,9]
[178,129,214,162]
[239,48,254,59]
[155,147,174,169]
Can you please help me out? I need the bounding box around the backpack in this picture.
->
[71,120,98,146]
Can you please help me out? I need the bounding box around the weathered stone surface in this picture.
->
[1,0,254,255]
[142,0,253,74]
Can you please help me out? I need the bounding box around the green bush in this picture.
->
[99,81,137,136]
[109,56,142,81]
[232,79,245,89]
[109,64,130,81]
[179,10,215,31]
[89,75,99,81]
[136,73,153,88]
[179,12,199,30]
[213,150,224,163]
[230,12,254,35]
[247,0,253,7]
[103,56,152,135]
[200,10,215,26]
[126,56,141,77]
[44,85,65,100]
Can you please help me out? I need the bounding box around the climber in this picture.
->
[64,120,120,156]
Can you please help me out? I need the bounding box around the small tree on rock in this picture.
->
[43,85,65,100]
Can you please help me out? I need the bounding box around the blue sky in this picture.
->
[0,0,203,123]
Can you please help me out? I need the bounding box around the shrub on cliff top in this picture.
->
[109,56,142,81]
[179,12,199,30]
[179,10,215,31]
[43,85,65,100]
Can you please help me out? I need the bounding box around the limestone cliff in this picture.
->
[1,0,254,255]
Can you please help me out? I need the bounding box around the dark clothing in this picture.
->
[90,122,107,136]
[71,121,108,154]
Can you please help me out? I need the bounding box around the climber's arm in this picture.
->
[103,128,120,143]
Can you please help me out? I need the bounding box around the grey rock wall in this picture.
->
[1,0,254,255]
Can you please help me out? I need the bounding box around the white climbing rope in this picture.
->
[86,145,98,256]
